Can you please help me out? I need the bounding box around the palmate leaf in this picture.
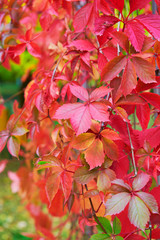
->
[54,85,110,135]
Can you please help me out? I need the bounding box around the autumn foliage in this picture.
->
[1,0,160,239]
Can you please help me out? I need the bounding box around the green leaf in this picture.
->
[37,161,51,165]
[90,233,110,240]
[113,217,121,234]
[12,233,32,240]
[96,217,112,234]
[115,237,124,240]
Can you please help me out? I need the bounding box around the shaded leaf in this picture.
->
[74,166,97,184]
[90,233,110,240]
[45,172,60,205]
[105,192,131,215]
[128,195,150,230]
[72,133,95,150]
[136,192,158,214]
[97,172,111,193]
[7,136,20,158]
[132,57,156,83]
[113,217,121,235]
[132,173,150,191]
[101,56,127,82]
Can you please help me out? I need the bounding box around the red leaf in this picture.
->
[7,136,20,158]
[27,42,41,58]
[129,0,151,13]
[60,171,72,203]
[136,104,150,130]
[110,31,129,53]
[140,92,160,110]
[45,172,60,206]
[152,228,160,239]
[69,40,96,51]
[125,20,144,52]
[101,56,127,82]
[131,57,156,83]
[126,234,146,240]
[136,14,160,41]
[121,59,137,96]
[73,3,93,32]
[106,0,124,12]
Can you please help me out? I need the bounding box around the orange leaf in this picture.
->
[85,139,105,169]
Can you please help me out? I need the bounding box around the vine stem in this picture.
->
[126,122,137,177]
[84,184,108,235]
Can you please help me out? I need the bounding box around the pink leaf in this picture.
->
[0,131,9,152]
[27,42,41,58]
[73,3,93,32]
[54,103,84,119]
[12,126,29,136]
[132,173,150,191]
[136,14,160,41]
[7,136,20,158]
[0,160,8,173]
[69,85,89,101]
[8,171,20,193]
[89,102,109,122]
[70,106,92,135]
[90,86,111,102]
[112,179,132,191]
[69,40,96,51]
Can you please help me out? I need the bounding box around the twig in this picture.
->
[84,184,108,234]
[126,122,137,177]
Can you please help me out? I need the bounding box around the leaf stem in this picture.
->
[126,122,137,177]
[84,184,107,234]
